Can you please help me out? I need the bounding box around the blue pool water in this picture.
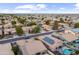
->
[63,49,73,55]
[75,39,79,43]
[71,28,79,33]
[43,37,54,45]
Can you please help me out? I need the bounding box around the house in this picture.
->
[39,35,63,51]
[4,28,16,35]
[0,43,14,55]
[58,32,77,42]
[42,25,51,31]
[17,39,48,55]
[4,23,12,29]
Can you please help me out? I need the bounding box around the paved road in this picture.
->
[0,31,55,44]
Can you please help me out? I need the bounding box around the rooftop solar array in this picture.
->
[43,37,54,45]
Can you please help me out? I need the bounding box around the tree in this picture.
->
[12,46,19,55]
[13,15,18,19]
[74,22,79,28]
[11,21,16,25]
[41,17,44,20]
[32,26,41,33]
[27,21,36,26]
[15,26,24,36]
[53,21,59,30]
[34,38,39,40]
[18,18,26,24]
[60,18,64,23]
[75,50,79,54]
[45,20,51,25]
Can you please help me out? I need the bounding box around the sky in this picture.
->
[0,3,79,13]
[0,0,78,3]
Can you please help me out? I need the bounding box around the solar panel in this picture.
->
[43,37,54,45]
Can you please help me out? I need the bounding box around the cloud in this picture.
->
[36,4,46,8]
[0,9,12,13]
[0,9,32,13]
[59,8,65,10]
[74,3,79,9]
[15,5,33,9]
[75,3,79,7]
[15,4,46,10]
[1,8,79,14]
[13,10,31,13]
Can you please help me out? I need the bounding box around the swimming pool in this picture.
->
[75,39,79,43]
[43,37,54,45]
[63,49,73,55]
[71,28,79,33]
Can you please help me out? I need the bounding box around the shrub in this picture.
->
[11,21,16,25]
[15,26,24,36]
[32,26,41,33]
[74,22,79,28]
